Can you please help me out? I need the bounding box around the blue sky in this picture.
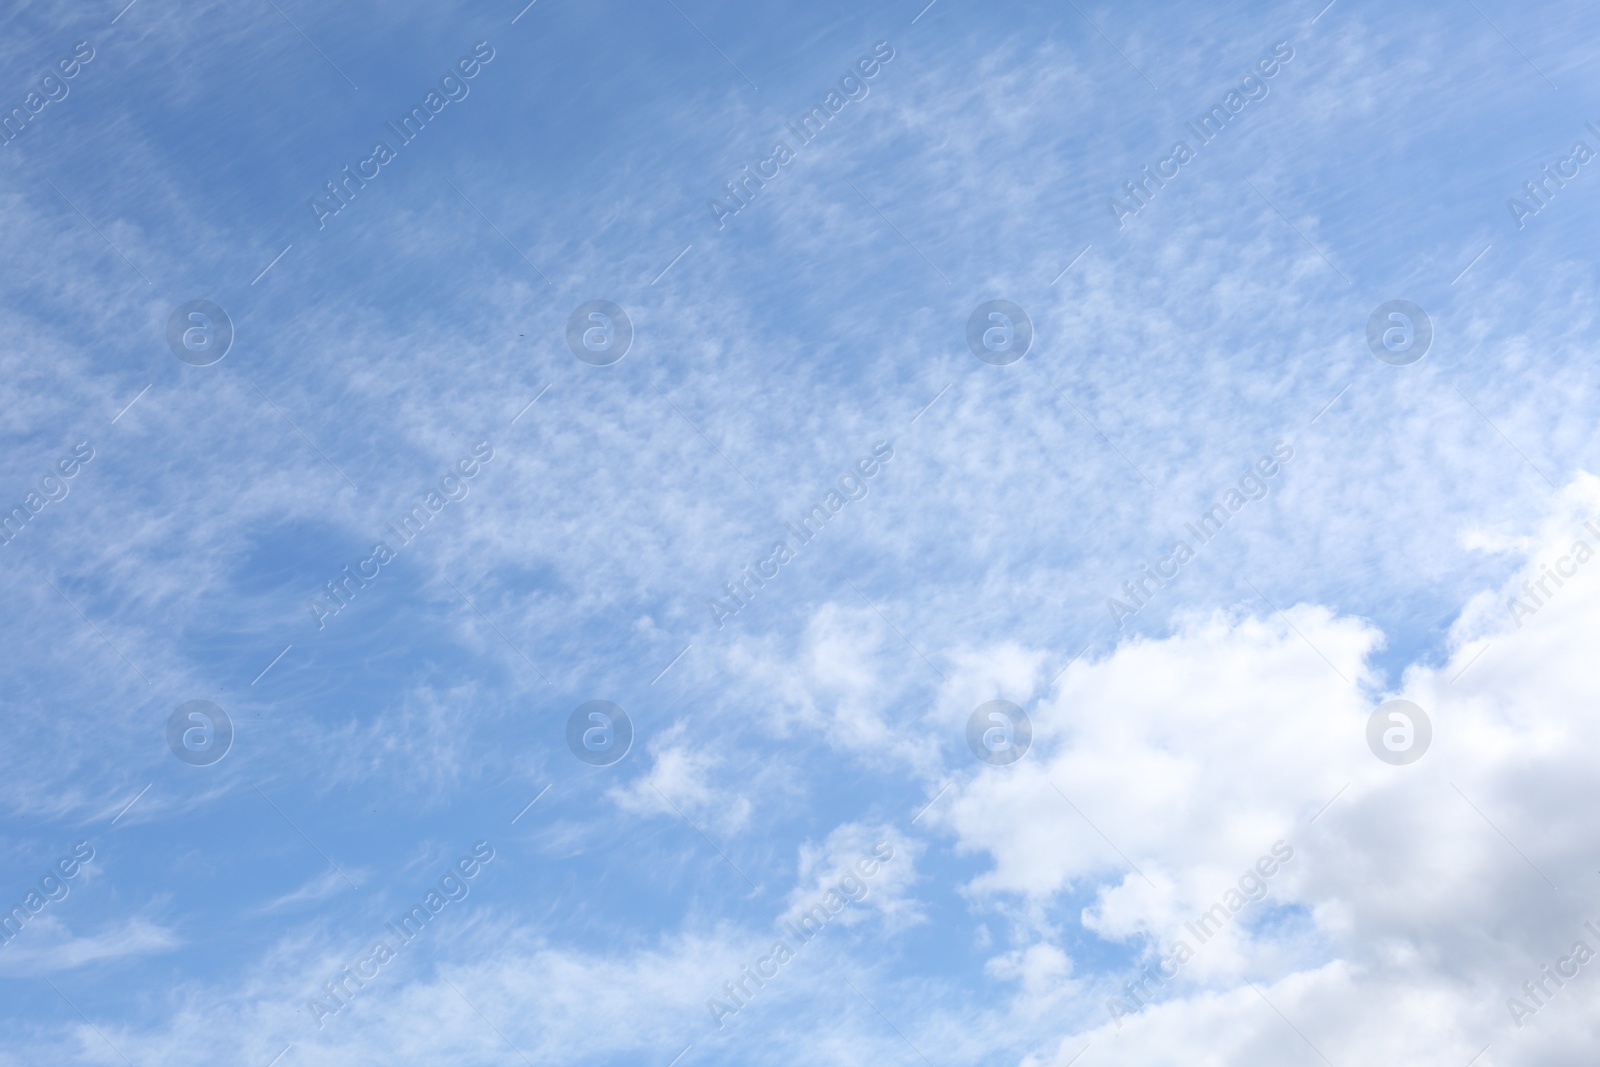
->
[4,0,1600,1063]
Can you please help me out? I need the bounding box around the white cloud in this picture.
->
[0,917,179,976]
[249,868,356,916]
[608,720,754,835]
[902,470,1600,1064]
[783,821,920,930]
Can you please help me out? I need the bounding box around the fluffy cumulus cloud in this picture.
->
[914,472,1600,1065]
